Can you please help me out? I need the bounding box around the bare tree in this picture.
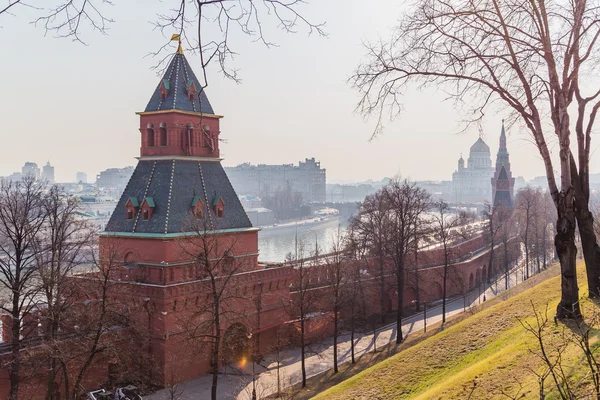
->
[267,324,289,398]
[431,200,466,324]
[520,302,600,399]
[0,177,47,400]
[495,205,517,290]
[408,216,431,312]
[351,0,600,317]
[34,186,94,400]
[263,183,303,221]
[383,179,430,343]
[541,191,558,269]
[161,351,186,400]
[482,202,503,284]
[348,189,391,324]
[3,1,323,80]
[150,1,325,85]
[23,234,151,400]
[0,1,113,43]
[176,217,251,400]
[516,188,540,280]
[286,239,320,388]
[321,227,348,374]
[345,228,368,365]
[0,181,148,399]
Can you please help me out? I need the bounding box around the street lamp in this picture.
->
[247,332,256,400]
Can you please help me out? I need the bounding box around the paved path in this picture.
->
[146,259,545,400]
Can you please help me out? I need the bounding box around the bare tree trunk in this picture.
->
[9,302,21,400]
[525,226,530,279]
[571,142,600,298]
[573,197,600,298]
[414,224,421,312]
[300,317,306,387]
[396,261,404,344]
[555,201,581,319]
[333,314,339,373]
[488,243,495,284]
[378,258,386,324]
[211,299,220,400]
[442,243,448,325]
[350,304,355,364]
[543,222,548,269]
[487,212,495,283]
[372,323,377,353]
[45,315,60,400]
[504,237,509,290]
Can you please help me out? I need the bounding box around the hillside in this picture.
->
[315,263,597,399]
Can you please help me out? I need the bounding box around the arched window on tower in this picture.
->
[186,124,194,148]
[202,125,209,148]
[159,122,167,146]
[147,124,155,147]
[182,125,190,148]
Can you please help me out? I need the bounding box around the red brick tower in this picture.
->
[97,46,279,384]
[491,120,515,208]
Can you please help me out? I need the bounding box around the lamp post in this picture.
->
[247,332,256,400]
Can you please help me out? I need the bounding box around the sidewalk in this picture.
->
[146,259,546,400]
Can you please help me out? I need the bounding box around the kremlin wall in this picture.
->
[0,47,519,398]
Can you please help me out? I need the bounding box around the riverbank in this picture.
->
[257,216,345,262]
[258,215,342,236]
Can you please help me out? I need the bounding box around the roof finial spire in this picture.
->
[171,33,184,54]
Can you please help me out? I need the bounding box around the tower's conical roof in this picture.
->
[498,165,508,180]
[145,52,214,115]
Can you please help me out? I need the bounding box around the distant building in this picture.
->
[415,180,453,202]
[22,162,40,180]
[42,162,55,184]
[245,208,275,226]
[327,183,376,202]
[452,137,494,203]
[7,172,22,182]
[239,195,263,210]
[515,176,527,192]
[76,171,87,184]
[225,158,326,203]
[96,167,134,189]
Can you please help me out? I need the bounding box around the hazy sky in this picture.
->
[0,0,589,184]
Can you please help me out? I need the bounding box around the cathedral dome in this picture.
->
[470,137,490,153]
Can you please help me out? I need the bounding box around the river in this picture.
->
[258,217,348,263]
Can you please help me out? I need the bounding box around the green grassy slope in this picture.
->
[315,263,595,400]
